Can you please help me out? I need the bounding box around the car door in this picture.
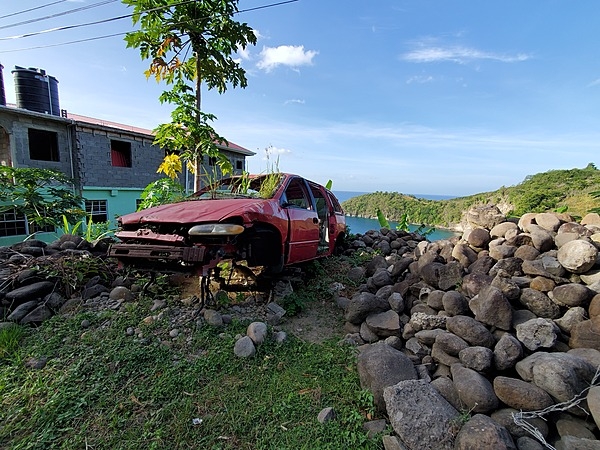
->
[282,177,320,263]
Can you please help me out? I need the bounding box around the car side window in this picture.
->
[327,191,343,214]
[284,178,312,209]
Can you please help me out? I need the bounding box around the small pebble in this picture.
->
[169,329,179,338]
[81,319,90,328]
[126,327,135,336]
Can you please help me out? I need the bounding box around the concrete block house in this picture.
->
[0,65,254,245]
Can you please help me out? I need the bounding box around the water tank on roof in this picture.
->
[12,66,60,116]
[0,63,6,106]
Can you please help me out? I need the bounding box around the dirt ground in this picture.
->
[171,273,346,344]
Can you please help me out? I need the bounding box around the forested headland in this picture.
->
[341,163,600,228]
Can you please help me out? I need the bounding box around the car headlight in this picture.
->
[188,223,245,236]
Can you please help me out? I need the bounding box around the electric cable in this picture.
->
[0,0,299,53]
[0,0,119,31]
[0,0,69,20]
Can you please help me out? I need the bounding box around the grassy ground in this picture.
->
[0,257,384,450]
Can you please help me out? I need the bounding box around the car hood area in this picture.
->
[119,198,276,226]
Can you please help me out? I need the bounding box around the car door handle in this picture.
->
[313,218,319,224]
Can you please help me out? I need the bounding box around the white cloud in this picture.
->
[263,145,292,159]
[402,45,530,64]
[284,99,305,105]
[588,78,600,87]
[406,75,433,84]
[257,45,318,72]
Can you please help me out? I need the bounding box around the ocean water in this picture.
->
[333,190,459,241]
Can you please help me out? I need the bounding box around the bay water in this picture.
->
[334,190,459,241]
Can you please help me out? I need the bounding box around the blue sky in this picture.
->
[1,0,599,196]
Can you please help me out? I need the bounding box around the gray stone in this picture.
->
[535,212,562,232]
[109,286,134,301]
[371,268,393,288]
[247,321,268,345]
[204,309,223,326]
[458,346,493,372]
[515,318,559,351]
[442,290,469,316]
[519,288,561,318]
[431,342,461,366]
[4,281,55,304]
[581,269,600,286]
[556,416,597,440]
[272,330,287,344]
[489,243,518,260]
[451,363,499,414]
[345,292,389,324]
[20,305,53,324]
[317,407,335,423]
[527,224,555,252]
[454,414,516,450]
[362,419,387,438]
[587,386,600,429]
[494,333,524,371]
[516,436,544,450]
[469,285,513,330]
[359,322,380,343]
[490,222,518,238]
[7,300,38,322]
[461,272,494,297]
[365,310,401,337]
[515,352,596,403]
[554,307,587,333]
[347,266,367,283]
[452,243,478,268]
[557,239,598,274]
[491,408,549,440]
[382,435,409,450]
[569,316,600,351]
[357,342,418,412]
[554,436,600,450]
[384,379,459,450]
[493,376,554,411]
[405,337,430,358]
[42,292,66,312]
[435,332,469,356]
[415,328,446,346]
[420,261,463,291]
[551,283,592,307]
[567,348,600,368]
[446,315,495,348]
[431,376,464,411]
[468,228,491,248]
[388,292,405,314]
[233,336,256,357]
[514,245,540,261]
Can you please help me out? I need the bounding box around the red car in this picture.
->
[109,173,346,280]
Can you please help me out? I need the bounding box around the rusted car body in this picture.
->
[108,173,346,279]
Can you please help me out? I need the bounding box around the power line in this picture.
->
[0,0,119,31]
[0,0,69,20]
[0,0,201,41]
[0,0,299,52]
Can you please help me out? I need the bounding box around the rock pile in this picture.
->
[340,208,600,450]
[0,235,113,325]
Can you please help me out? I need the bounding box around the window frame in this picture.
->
[28,128,60,162]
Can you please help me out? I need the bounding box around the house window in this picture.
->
[0,210,27,237]
[28,128,59,162]
[0,209,54,237]
[111,140,131,167]
[236,160,243,171]
[85,200,108,223]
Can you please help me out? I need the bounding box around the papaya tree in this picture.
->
[123,0,257,189]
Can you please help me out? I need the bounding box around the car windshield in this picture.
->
[191,174,282,200]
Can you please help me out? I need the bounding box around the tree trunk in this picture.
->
[194,54,203,191]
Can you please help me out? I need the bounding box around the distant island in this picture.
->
[341,163,600,229]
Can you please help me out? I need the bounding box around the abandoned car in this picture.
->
[108,173,346,293]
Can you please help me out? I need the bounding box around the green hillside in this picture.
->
[341,163,600,228]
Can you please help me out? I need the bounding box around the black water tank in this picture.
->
[12,66,60,115]
[0,63,5,106]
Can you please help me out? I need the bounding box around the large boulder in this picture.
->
[469,285,513,330]
[345,292,389,324]
[454,414,516,450]
[557,239,598,274]
[493,376,555,411]
[515,352,596,403]
[451,364,499,414]
[384,379,459,450]
[446,315,495,348]
[357,342,417,412]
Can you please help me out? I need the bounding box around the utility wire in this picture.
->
[0,0,119,31]
[0,0,201,41]
[0,0,69,20]
[0,0,299,52]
